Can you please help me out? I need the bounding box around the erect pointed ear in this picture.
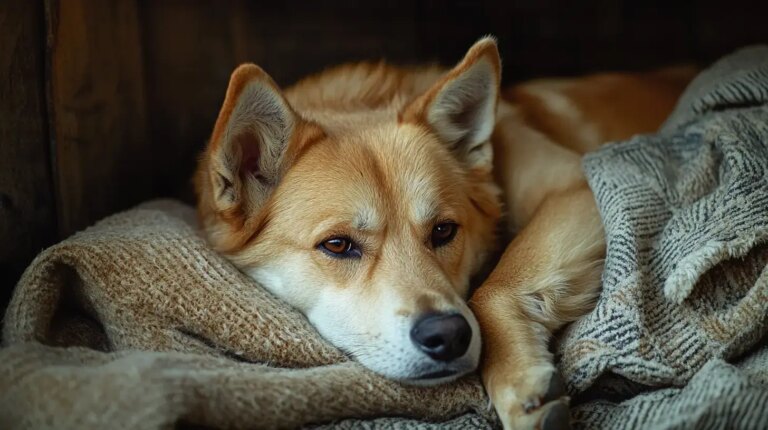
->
[201,64,320,221]
[401,37,501,171]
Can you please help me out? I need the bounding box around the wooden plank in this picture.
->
[47,0,151,238]
[230,1,419,87]
[139,0,239,202]
[0,1,57,300]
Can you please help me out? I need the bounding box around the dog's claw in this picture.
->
[543,372,566,403]
[522,372,566,415]
[490,367,572,429]
[540,401,572,430]
[523,398,541,413]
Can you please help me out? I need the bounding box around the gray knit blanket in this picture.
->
[559,45,768,429]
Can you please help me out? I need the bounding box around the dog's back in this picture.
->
[507,66,697,153]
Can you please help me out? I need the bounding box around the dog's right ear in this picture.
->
[200,64,320,225]
[400,37,500,173]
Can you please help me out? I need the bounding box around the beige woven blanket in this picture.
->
[0,200,495,429]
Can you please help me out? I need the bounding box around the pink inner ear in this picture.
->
[236,133,261,176]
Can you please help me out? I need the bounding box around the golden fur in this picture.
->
[195,38,694,429]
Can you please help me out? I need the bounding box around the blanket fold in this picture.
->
[3,46,768,429]
[0,343,491,429]
[1,201,492,429]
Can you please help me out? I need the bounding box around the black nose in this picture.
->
[410,313,472,361]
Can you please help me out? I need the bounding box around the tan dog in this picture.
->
[195,37,694,429]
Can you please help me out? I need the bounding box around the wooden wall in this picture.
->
[1,1,56,309]
[2,0,768,312]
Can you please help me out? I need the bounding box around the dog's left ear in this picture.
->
[196,63,324,238]
[401,37,501,171]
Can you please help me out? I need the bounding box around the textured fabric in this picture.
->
[0,201,495,429]
[560,45,768,429]
[311,412,494,429]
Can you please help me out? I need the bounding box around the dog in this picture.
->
[194,37,694,429]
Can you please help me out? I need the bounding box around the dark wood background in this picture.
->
[2,0,768,315]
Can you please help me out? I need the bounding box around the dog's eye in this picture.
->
[318,237,362,258]
[431,222,458,248]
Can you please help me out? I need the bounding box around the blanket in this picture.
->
[2,46,768,429]
[561,45,768,428]
[0,200,493,429]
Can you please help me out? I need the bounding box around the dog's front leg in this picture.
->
[470,185,604,430]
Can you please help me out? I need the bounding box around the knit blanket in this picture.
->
[2,46,768,429]
[560,45,768,428]
[0,199,494,429]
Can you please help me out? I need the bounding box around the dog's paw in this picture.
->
[489,367,571,430]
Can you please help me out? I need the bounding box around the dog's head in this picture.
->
[195,38,502,384]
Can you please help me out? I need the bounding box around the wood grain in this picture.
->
[0,1,56,298]
[47,0,151,237]
[140,0,239,202]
